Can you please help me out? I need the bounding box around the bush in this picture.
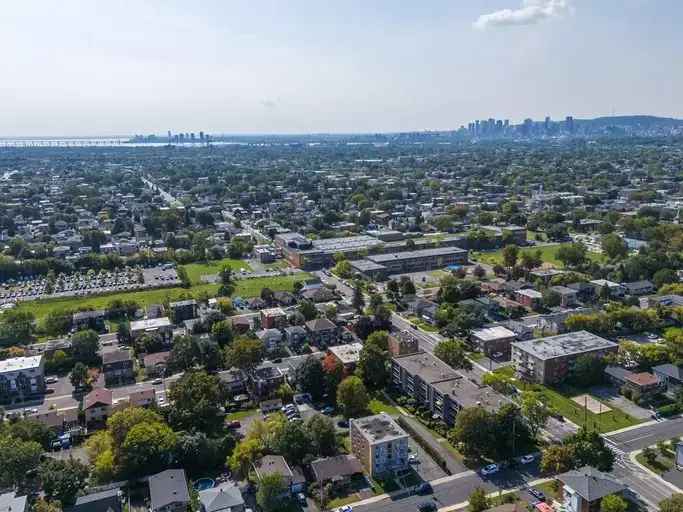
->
[657,404,682,417]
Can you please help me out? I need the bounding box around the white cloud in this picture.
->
[473,0,571,30]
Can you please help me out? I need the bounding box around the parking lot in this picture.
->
[0,265,179,304]
[406,438,448,483]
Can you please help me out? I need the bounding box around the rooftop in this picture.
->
[0,355,43,373]
[351,413,408,443]
[432,376,505,411]
[393,351,459,384]
[471,325,516,342]
[512,331,617,361]
[368,246,467,264]
[328,343,364,365]
[130,317,172,331]
[148,469,190,510]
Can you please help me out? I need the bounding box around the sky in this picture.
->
[1,0,681,136]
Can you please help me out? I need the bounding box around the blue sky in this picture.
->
[1,0,681,136]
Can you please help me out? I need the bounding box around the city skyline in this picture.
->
[1,0,682,136]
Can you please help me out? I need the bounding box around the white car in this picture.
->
[408,454,419,464]
[519,454,535,464]
[336,506,353,512]
[480,464,500,476]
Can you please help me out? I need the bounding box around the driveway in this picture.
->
[399,415,467,475]
[407,438,448,483]
[590,385,653,420]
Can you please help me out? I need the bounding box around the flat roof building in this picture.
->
[512,331,618,385]
[350,413,409,477]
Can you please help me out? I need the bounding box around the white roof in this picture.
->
[471,326,516,342]
[328,342,364,364]
[0,355,43,373]
[130,317,172,331]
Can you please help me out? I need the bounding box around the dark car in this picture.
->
[528,488,546,501]
[416,483,433,495]
[418,501,436,512]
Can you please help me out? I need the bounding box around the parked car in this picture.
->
[321,405,335,415]
[335,506,353,512]
[409,454,419,464]
[418,502,436,512]
[337,419,349,428]
[297,493,307,506]
[227,420,241,429]
[528,488,546,501]
[45,376,58,384]
[152,378,163,385]
[519,454,535,464]
[480,464,500,476]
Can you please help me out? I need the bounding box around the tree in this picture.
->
[450,406,493,461]
[218,266,235,296]
[306,415,336,457]
[365,330,389,351]
[337,376,369,418]
[520,250,542,272]
[277,383,294,403]
[570,354,606,387]
[540,444,575,474]
[273,421,311,465]
[33,499,61,512]
[298,300,318,321]
[296,356,326,401]
[400,276,416,296]
[352,283,365,313]
[70,362,88,389]
[520,391,550,437]
[0,435,42,488]
[642,446,657,466]
[473,265,486,279]
[168,335,198,372]
[167,370,223,432]
[357,344,389,390]
[71,329,100,365]
[211,320,234,346]
[556,242,587,268]
[225,338,264,370]
[120,421,177,476]
[256,473,287,512]
[434,339,472,370]
[600,494,628,512]
[333,259,353,279]
[38,458,89,506]
[108,407,164,447]
[229,438,263,476]
[565,428,615,472]
[502,245,519,270]
[601,233,628,260]
[468,487,489,512]
[654,268,678,289]
[659,494,683,512]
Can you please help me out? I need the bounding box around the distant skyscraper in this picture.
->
[565,116,574,133]
[167,130,172,142]
[199,131,205,141]
[544,116,551,132]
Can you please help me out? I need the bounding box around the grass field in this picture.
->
[368,392,401,417]
[491,367,640,431]
[226,408,258,421]
[16,273,310,325]
[182,258,252,285]
[472,244,605,268]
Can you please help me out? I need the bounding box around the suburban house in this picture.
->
[84,388,113,425]
[130,317,174,345]
[621,280,654,296]
[305,318,339,347]
[512,331,619,385]
[72,310,106,332]
[605,366,661,401]
[253,455,305,495]
[148,469,191,512]
[549,285,578,307]
[0,355,45,404]
[143,351,171,377]
[328,342,364,372]
[219,368,247,395]
[515,288,543,309]
[653,364,683,395]
[284,325,307,347]
[102,350,135,386]
[469,325,516,357]
[557,466,626,512]
[249,364,285,399]
[65,488,123,512]
[255,329,284,352]
[260,307,287,329]
[350,413,409,478]
[198,483,245,512]
[311,454,363,486]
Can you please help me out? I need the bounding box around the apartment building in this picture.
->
[350,413,409,477]
[0,355,45,404]
[511,331,618,385]
[391,351,503,425]
[387,330,419,357]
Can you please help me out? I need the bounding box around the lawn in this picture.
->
[534,385,641,432]
[406,316,439,332]
[226,408,258,421]
[636,446,675,475]
[182,258,252,285]
[16,274,310,325]
[472,244,605,268]
[533,480,562,502]
[368,392,401,417]
[490,367,640,431]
